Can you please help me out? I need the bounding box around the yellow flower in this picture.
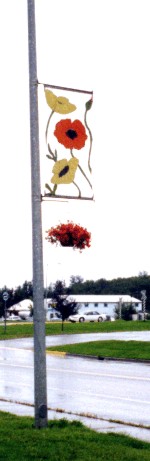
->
[51,158,79,184]
[45,89,76,114]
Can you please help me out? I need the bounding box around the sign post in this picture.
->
[2,291,9,333]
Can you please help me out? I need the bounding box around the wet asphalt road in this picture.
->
[0,332,150,443]
[0,329,150,349]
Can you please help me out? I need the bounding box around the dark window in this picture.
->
[104,303,108,307]
[94,303,98,307]
[85,303,89,307]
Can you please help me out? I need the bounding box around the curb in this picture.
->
[46,351,150,363]
[47,350,66,357]
[65,353,150,364]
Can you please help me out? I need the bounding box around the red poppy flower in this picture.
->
[54,119,87,150]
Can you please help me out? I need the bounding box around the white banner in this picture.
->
[38,84,93,200]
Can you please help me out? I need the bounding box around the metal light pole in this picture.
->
[141,290,147,321]
[119,297,122,319]
[27,0,47,427]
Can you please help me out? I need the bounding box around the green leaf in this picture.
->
[46,154,53,160]
[48,143,55,159]
[45,183,52,193]
[85,98,93,111]
[53,184,57,194]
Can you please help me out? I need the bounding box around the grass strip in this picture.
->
[0,411,150,460]
[47,340,150,361]
[0,320,150,340]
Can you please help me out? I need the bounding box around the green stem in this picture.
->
[45,110,54,143]
[84,108,93,174]
[47,144,57,161]
[71,150,92,189]
[45,110,56,159]
[73,181,81,197]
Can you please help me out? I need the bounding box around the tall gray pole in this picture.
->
[119,297,122,319]
[27,0,47,428]
[141,290,147,321]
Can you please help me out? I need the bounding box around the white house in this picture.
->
[45,294,142,319]
[8,299,33,319]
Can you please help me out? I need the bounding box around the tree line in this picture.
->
[67,274,150,309]
[0,273,150,318]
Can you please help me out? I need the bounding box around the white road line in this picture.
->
[47,366,150,382]
[0,379,31,387]
[0,346,31,351]
[0,380,149,406]
[46,386,150,406]
[0,361,150,382]
[0,362,33,369]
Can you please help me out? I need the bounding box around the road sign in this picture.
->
[2,291,9,302]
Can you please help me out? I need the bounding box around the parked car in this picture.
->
[69,311,107,323]
[7,314,22,321]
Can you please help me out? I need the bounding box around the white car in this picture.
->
[7,315,22,321]
[69,311,107,323]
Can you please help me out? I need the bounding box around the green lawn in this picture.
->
[0,412,150,460]
[47,340,150,361]
[0,320,150,340]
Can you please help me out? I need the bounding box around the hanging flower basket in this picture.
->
[46,222,91,250]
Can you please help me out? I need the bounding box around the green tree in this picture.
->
[67,274,150,311]
[0,286,15,318]
[51,280,78,331]
[115,303,137,321]
[0,296,4,318]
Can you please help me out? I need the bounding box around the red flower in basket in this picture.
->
[46,222,91,251]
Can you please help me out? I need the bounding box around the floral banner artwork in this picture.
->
[39,84,93,200]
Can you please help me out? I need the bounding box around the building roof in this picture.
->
[67,294,141,303]
[8,299,33,312]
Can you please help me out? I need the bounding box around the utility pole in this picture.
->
[27,0,47,428]
[119,297,122,319]
[141,290,147,321]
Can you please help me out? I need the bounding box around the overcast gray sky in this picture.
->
[0,0,150,288]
